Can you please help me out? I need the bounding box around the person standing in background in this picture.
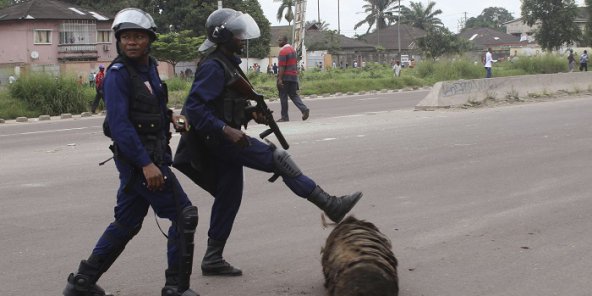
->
[392,60,402,77]
[484,48,495,78]
[568,49,576,72]
[579,50,588,71]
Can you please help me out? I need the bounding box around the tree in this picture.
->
[305,20,331,30]
[463,7,514,32]
[354,0,401,34]
[400,1,443,30]
[275,0,295,24]
[151,30,203,74]
[584,0,592,46]
[521,0,582,51]
[417,26,470,60]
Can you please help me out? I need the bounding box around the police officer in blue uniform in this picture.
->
[177,8,363,277]
[62,8,199,296]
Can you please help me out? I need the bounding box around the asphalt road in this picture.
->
[1,90,592,296]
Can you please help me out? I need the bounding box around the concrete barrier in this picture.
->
[415,72,592,110]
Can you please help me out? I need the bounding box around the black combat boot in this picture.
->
[161,269,200,296]
[201,238,242,276]
[63,256,113,296]
[307,186,363,223]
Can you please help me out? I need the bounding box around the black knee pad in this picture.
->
[180,206,198,231]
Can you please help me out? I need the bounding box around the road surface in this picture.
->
[1,90,591,296]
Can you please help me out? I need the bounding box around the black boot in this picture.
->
[63,257,113,296]
[161,269,200,296]
[307,186,363,223]
[201,238,242,276]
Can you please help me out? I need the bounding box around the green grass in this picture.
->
[0,55,576,120]
[0,90,38,119]
[8,73,92,116]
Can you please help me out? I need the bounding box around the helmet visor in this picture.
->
[112,8,156,31]
[225,13,260,40]
[198,39,217,53]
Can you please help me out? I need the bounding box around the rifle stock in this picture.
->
[228,74,290,150]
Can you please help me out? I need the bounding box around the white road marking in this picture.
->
[0,126,94,137]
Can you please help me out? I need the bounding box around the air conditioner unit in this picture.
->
[103,44,110,51]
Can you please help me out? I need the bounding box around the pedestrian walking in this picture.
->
[276,35,309,122]
[90,64,105,113]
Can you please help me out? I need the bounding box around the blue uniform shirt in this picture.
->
[103,60,170,167]
[185,54,242,134]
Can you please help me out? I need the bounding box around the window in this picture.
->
[59,20,95,45]
[60,31,76,44]
[34,30,52,44]
[97,30,111,43]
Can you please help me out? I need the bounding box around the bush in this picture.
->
[414,58,483,83]
[164,76,190,92]
[9,73,90,115]
[507,54,566,74]
[0,89,38,119]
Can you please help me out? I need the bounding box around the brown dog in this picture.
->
[321,216,399,296]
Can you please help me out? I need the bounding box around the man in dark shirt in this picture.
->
[62,8,199,296]
[177,8,362,277]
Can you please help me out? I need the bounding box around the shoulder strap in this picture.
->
[206,51,250,86]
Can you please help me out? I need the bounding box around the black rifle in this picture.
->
[228,74,289,150]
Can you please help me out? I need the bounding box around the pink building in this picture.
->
[0,0,116,84]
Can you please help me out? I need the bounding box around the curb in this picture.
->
[0,111,106,125]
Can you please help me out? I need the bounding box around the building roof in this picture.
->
[270,25,375,51]
[359,24,426,51]
[0,0,110,22]
[458,27,523,48]
[304,30,375,51]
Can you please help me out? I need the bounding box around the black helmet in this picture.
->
[112,8,157,41]
[199,8,260,53]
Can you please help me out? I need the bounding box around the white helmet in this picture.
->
[112,8,157,41]
[199,8,261,53]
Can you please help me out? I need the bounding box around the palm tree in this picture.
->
[400,1,443,30]
[354,0,401,34]
[305,20,330,31]
[275,0,295,25]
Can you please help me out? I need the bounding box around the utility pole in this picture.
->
[337,0,340,35]
[397,0,401,59]
[317,0,320,25]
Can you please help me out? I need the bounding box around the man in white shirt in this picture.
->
[392,60,402,77]
[484,48,494,78]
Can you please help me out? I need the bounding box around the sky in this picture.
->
[258,0,586,37]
